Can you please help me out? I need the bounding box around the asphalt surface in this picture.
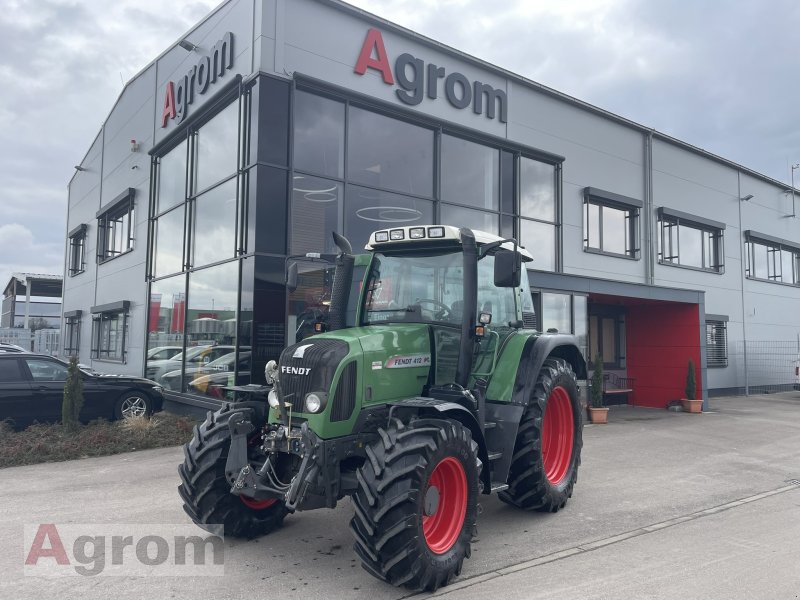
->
[1,393,799,599]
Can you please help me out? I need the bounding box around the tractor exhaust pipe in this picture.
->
[327,232,354,332]
[455,228,478,389]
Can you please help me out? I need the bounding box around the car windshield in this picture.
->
[363,251,465,326]
[170,346,209,363]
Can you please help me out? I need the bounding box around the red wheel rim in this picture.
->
[422,456,467,554]
[541,385,574,485]
[240,496,278,510]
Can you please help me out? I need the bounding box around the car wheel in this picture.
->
[114,393,152,420]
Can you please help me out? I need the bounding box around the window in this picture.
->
[519,158,557,271]
[657,208,724,273]
[152,98,242,278]
[63,312,81,356]
[347,106,434,197]
[588,311,625,368]
[90,302,130,362]
[583,188,641,258]
[97,189,135,262]
[293,91,345,178]
[706,317,728,368]
[0,359,23,382]
[68,224,87,275]
[744,230,800,284]
[24,358,68,382]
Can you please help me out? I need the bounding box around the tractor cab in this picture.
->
[361,225,536,389]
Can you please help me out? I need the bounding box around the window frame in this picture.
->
[97,189,136,263]
[68,224,87,275]
[744,230,800,286]
[582,187,641,259]
[705,316,728,368]
[657,207,725,273]
[90,301,130,363]
[63,311,82,356]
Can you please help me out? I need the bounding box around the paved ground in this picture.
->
[1,393,799,599]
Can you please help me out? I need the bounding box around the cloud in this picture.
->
[0,0,218,290]
[0,224,64,286]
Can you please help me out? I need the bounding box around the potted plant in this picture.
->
[681,359,702,413]
[588,356,609,424]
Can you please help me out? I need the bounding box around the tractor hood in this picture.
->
[275,324,436,434]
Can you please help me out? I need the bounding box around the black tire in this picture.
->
[178,403,289,538]
[114,391,152,419]
[350,418,480,592]
[499,357,583,512]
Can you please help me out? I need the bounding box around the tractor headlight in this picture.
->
[304,392,327,413]
[268,389,280,409]
[264,360,278,385]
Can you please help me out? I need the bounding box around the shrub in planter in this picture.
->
[588,356,609,423]
[682,359,702,413]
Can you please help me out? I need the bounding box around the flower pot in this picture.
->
[681,398,702,413]
[587,406,609,424]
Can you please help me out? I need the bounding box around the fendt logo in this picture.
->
[281,366,312,376]
[354,28,508,123]
[161,32,234,128]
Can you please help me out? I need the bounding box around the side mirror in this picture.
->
[287,262,298,293]
[494,251,521,288]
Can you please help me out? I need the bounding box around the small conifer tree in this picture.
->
[62,356,85,428]
[590,356,604,408]
[685,359,696,400]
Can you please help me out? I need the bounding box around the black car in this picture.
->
[0,354,164,428]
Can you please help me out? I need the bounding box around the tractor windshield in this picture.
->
[363,251,465,327]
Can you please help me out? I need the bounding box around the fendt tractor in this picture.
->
[178,225,587,591]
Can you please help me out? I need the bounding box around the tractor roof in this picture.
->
[365,225,534,261]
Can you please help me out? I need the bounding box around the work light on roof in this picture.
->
[389,229,405,240]
[374,231,389,242]
[409,227,425,239]
[428,226,445,238]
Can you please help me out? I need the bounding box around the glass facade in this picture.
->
[147,76,291,398]
[147,76,562,399]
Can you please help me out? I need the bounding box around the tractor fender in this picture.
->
[386,397,489,478]
[512,334,587,406]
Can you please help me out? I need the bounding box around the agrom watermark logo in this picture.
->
[24,524,224,577]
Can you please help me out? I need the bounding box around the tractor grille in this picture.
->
[278,339,349,413]
[331,361,358,422]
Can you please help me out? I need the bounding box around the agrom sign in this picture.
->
[354,28,508,123]
[161,32,235,128]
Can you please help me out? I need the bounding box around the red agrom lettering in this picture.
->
[161,81,177,128]
[354,28,394,85]
[25,524,69,566]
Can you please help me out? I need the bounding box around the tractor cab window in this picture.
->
[476,255,517,328]
[363,251,464,326]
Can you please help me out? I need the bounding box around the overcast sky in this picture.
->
[2,0,799,293]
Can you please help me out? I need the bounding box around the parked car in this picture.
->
[185,352,252,398]
[160,351,251,393]
[0,354,164,428]
[0,343,27,353]
[145,345,235,385]
[146,346,183,361]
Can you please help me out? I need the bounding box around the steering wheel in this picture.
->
[415,298,451,320]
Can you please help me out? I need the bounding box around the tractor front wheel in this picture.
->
[350,418,480,592]
[499,357,583,512]
[178,403,289,537]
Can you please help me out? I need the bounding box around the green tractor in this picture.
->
[178,225,586,591]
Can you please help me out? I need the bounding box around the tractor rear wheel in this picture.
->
[499,357,583,512]
[178,403,289,537]
[350,418,480,592]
